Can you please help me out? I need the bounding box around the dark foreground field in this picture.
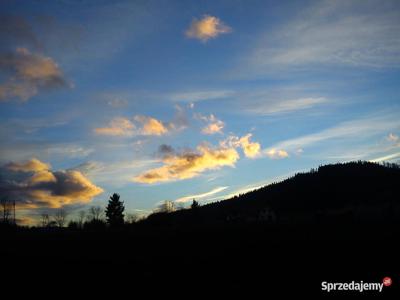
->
[2,222,399,296]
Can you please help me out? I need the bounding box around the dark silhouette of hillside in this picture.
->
[1,161,399,296]
[144,161,400,227]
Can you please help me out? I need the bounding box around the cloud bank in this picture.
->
[0,158,103,209]
[0,48,68,101]
[134,144,239,183]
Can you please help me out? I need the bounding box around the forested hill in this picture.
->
[145,161,400,226]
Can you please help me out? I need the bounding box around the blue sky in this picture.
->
[1,0,399,224]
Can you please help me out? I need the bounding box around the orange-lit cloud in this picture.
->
[134,115,168,136]
[6,157,50,172]
[186,15,231,42]
[0,48,68,101]
[134,144,239,183]
[221,133,261,158]
[238,134,261,158]
[196,113,224,135]
[95,115,170,137]
[0,158,103,209]
[94,117,135,136]
[265,148,289,159]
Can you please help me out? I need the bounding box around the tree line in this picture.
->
[34,193,201,230]
[37,193,128,229]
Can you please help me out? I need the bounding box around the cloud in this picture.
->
[45,145,94,158]
[0,158,103,209]
[185,15,231,42]
[94,111,184,137]
[134,115,168,136]
[387,133,399,142]
[133,144,239,183]
[0,47,68,101]
[202,122,224,135]
[265,148,289,159]
[175,186,229,203]
[248,0,400,71]
[196,113,224,135]
[370,152,400,163]
[269,113,400,152]
[5,158,50,172]
[238,134,261,158]
[167,105,189,131]
[157,144,175,156]
[72,159,158,187]
[94,117,135,136]
[245,97,327,115]
[0,15,40,49]
[221,134,261,158]
[170,90,233,103]
[107,97,128,108]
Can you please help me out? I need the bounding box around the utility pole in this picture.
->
[13,200,16,225]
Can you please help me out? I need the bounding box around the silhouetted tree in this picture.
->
[77,210,86,228]
[54,209,67,227]
[1,197,12,223]
[105,193,125,227]
[88,206,103,221]
[40,213,50,227]
[191,199,200,209]
[67,220,79,230]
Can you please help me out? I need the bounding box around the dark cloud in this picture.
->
[0,47,68,101]
[0,15,41,50]
[0,158,103,209]
[158,144,175,157]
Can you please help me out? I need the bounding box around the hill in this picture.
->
[144,161,400,226]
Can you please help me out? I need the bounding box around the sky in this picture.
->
[1,0,400,225]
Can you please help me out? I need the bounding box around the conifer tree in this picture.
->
[105,193,125,227]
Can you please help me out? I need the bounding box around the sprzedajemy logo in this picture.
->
[321,277,392,293]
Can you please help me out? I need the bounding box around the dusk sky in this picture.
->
[1,0,399,225]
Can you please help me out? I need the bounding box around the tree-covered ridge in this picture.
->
[144,161,400,226]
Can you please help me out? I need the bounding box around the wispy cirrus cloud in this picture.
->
[248,0,400,73]
[170,90,233,103]
[270,113,400,153]
[0,47,69,101]
[185,15,231,42]
[370,152,400,163]
[72,159,158,186]
[244,97,327,115]
[174,186,228,203]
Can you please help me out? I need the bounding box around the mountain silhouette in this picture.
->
[144,161,400,227]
